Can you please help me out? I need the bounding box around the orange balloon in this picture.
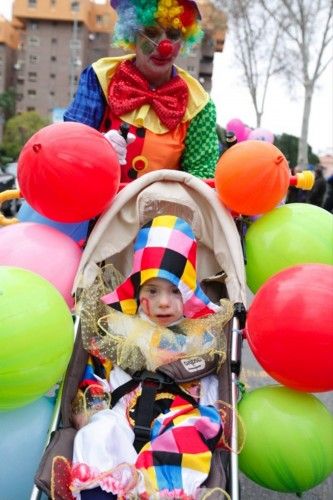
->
[215,141,290,215]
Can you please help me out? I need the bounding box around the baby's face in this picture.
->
[139,277,184,326]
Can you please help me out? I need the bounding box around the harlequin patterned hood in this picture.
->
[101,214,219,318]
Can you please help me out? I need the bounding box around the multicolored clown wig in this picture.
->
[110,0,203,51]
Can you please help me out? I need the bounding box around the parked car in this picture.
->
[0,162,20,217]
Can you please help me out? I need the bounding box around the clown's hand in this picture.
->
[104,129,136,165]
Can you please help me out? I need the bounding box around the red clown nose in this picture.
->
[157,39,173,57]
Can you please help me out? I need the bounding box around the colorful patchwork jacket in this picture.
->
[64,54,219,181]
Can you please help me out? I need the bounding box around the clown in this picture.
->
[64,0,219,181]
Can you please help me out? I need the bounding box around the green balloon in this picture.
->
[0,266,74,411]
[238,385,333,493]
[245,203,333,293]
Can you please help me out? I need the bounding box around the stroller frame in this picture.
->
[31,171,247,500]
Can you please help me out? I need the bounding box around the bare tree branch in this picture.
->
[213,0,332,164]
[214,0,285,126]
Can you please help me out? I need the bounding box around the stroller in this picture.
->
[32,170,247,499]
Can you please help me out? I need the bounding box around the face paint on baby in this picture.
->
[139,277,184,326]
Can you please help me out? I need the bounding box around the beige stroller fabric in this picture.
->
[72,170,246,307]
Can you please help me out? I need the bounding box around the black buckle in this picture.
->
[132,370,173,389]
[134,424,151,442]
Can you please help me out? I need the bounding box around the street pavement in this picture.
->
[238,288,333,499]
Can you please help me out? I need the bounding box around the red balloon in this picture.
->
[215,141,290,215]
[18,122,120,222]
[245,264,333,392]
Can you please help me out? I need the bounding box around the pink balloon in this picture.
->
[248,128,274,143]
[244,126,252,140]
[0,222,82,308]
[226,118,248,142]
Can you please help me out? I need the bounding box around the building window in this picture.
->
[29,54,39,64]
[29,21,38,31]
[50,73,56,79]
[27,107,36,111]
[96,14,109,27]
[71,1,80,12]
[50,90,55,96]
[28,72,37,82]
[51,37,57,45]
[28,89,37,98]
[50,0,57,6]
[28,0,37,7]
[93,48,103,58]
[28,35,40,47]
[50,55,57,62]
[202,55,214,63]
[16,93,23,102]
[14,59,24,70]
[70,39,81,49]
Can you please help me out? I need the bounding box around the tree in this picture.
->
[0,88,16,122]
[274,132,320,169]
[259,0,333,168]
[2,111,50,160]
[215,0,284,126]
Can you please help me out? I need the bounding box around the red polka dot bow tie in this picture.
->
[108,60,189,130]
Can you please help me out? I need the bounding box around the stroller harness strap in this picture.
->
[111,370,198,452]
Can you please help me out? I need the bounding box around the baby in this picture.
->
[54,215,233,500]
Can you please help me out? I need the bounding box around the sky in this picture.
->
[211,39,333,157]
[1,0,332,156]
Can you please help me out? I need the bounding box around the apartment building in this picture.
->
[5,0,226,121]
[0,16,19,93]
[0,16,20,138]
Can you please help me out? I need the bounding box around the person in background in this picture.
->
[64,0,219,181]
[306,164,327,207]
[286,165,308,204]
[323,172,333,213]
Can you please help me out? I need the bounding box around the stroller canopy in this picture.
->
[73,170,246,306]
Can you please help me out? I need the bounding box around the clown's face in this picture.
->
[135,25,183,87]
[139,277,184,326]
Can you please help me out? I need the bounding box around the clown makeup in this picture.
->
[139,34,156,55]
[137,27,182,56]
[139,278,184,327]
[135,27,182,87]
[142,26,182,43]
